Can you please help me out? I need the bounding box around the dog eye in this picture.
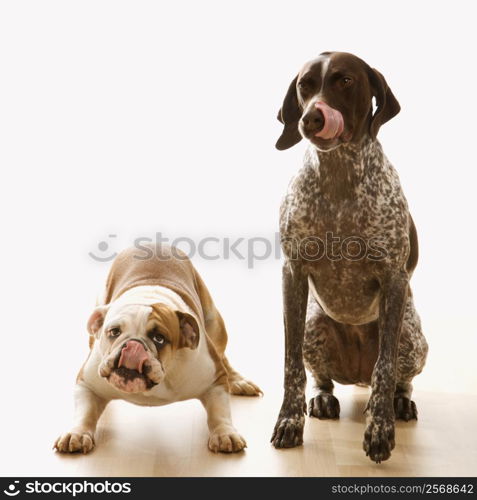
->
[341,76,353,87]
[297,80,310,91]
[108,327,121,337]
[152,334,166,347]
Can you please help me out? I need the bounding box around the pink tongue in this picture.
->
[314,101,344,140]
[118,341,148,373]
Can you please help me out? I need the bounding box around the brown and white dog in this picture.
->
[55,244,261,454]
[271,52,428,462]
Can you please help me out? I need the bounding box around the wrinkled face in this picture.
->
[275,51,400,152]
[87,303,199,394]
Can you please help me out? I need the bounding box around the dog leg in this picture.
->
[304,296,340,419]
[199,287,263,397]
[222,356,263,396]
[271,261,308,448]
[363,271,408,463]
[308,379,340,419]
[394,381,417,421]
[54,383,108,454]
[200,384,247,453]
[394,294,428,421]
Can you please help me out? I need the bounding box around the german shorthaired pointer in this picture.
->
[271,52,428,463]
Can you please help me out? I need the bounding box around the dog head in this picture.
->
[87,302,199,394]
[275,51,400,152]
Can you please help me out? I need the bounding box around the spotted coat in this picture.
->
[271,52,428,463]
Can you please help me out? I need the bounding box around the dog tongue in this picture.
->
[314,101,344,140]
[118,341,148,373]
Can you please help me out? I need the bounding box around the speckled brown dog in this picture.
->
[271,51,428,463]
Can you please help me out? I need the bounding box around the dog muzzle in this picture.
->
[103,339,159,393]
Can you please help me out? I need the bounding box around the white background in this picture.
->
[1,0,476,475]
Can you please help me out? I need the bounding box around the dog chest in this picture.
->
[280,157,410,268]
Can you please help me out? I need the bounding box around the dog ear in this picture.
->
[367,68,400,139]
[176,311,199,350]
[275,75,303,150]
[87,305,109,340]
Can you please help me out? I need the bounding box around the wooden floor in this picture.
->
[14,386,477,477]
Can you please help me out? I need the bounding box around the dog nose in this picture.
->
[301,109,325,132]
[118,340,149,373]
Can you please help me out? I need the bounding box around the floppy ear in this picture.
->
[176,312,199,350]
[87,305,109,340]
[275,75,303,150]
[367,68,401,139]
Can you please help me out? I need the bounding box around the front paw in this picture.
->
[363,417,395,463]
[271,415,305,448]
[309,394,340,419]
[54,431,95,454]
[208,427,247,453]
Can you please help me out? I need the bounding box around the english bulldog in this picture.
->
[55,244,261,454]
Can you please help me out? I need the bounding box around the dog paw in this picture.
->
[229,378,263,397]
[208,428,247,453]
[271,415,305,448]
[309,394,340,419]
[394,396,417,421]
[363,417,395,463]
[54,431,95,454]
